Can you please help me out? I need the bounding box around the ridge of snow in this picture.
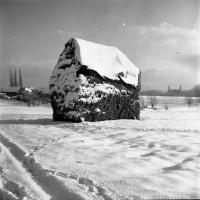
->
[73,38,140,86]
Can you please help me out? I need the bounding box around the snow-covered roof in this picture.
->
[25,88,32,93]
[72,38,140,86]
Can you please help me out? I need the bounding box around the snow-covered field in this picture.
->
[0,98,200,200]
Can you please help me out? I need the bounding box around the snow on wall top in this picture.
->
[72,38,140,86]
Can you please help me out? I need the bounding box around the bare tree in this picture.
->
[185,97,193,107]
[147,96,158,109]
[193,85,200,103]
[139,97,147,109]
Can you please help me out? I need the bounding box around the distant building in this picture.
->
[167,84,182,96]
[4,86,21,96]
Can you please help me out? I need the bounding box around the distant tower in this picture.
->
[19,68,23,87]
[180,84,182,94]
[168,84,170,93]
[14,67,18,87]
[9,68,14,87]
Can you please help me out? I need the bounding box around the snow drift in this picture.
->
[49,38,141,122]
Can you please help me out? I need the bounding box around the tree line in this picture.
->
[140,84,200,98]
[140,84,200,109]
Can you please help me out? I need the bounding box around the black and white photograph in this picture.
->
[0,0,200,199]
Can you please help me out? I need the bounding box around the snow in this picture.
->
[25,88,33,93]
[0,98,200,199]
[79,76,120,104]
[0,141,50,200]
[74,38,140,86]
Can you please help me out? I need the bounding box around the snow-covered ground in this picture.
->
[0,98,200,200]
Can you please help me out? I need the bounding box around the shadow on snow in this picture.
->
[0,118,64,126]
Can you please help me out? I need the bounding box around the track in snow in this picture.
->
[0,133,85,200]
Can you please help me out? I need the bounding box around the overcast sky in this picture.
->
[0,0,200,90]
